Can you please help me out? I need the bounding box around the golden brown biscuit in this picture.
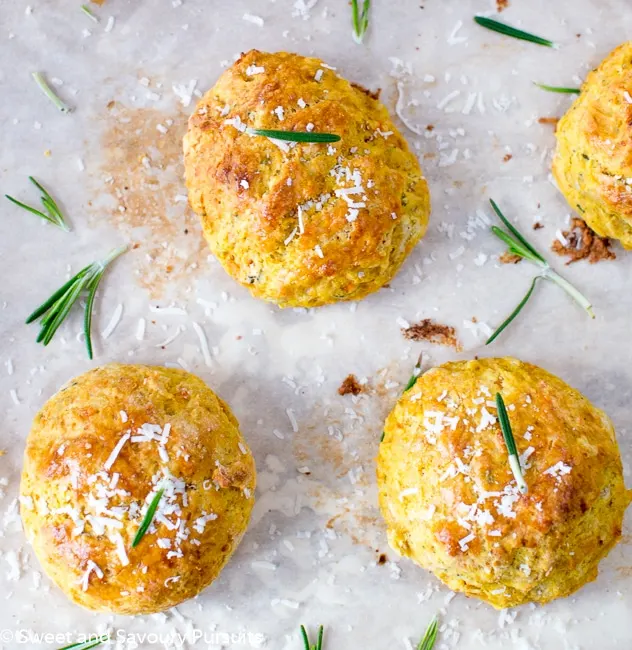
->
[183,50,430,308]
[20,364,256,615]
[377,357,631,609]
[553,42,632,248]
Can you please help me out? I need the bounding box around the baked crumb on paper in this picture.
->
[402,319,462,351]
[551,218,616,264]
[338,374,363,396]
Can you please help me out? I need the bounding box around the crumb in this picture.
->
[499,251,522,264]
[338,374,363,396]
[502,153,512,162]
[538,117,559,129]
[350,82,381,101]
[533,222,543,230]
[402,319,462,351]
[377,553,388,565]
[551,218,616,264]
[426,124,435,132]
[496,0,509,10]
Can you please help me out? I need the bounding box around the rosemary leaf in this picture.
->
[300,625,324,650]
[246,128,340,143]
[32,72,73,113]
[58,635,109,650]
[381,353,424,442]
[5,177,70,231]
[534,82,580,94]
[417,616,439,650]
[26,245,127,357]
[132,486,165,548]
[487,199,594,343]
[351,0,371,44]
[486,276,540,345]
[81,4,99,22]
[474,16,557,48]
[495,393,528,494]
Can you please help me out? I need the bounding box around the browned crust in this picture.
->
[338,374,363,396]
[551,217,616,264]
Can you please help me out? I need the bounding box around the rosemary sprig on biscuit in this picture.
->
[474,16,557,48]
[132,486,166,548]
[495,393,528,494]
[26,245,127,358]
[486,199,593,345]
[247,128,341,143]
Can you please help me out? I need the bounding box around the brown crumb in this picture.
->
[538,117,559,130]
[499,251,522,264]
[338,374,363,396]
[377,553,388,565]
[402,319,462,351]
[426,124,435,132]
[533,222,543,230]
[551,218,616,265]
[502,153,512,162]
[496,0,509,10]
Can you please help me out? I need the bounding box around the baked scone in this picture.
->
[377,357,631,609]
[553,41,632,248]
[183,49,430,308]
[20,364,256,614]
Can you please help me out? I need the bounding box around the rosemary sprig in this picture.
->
[381,353,424,442]
[534,82,580,94]
[6,176,70,231]
[26,245,127,359]
[351,0,371,44]
[132,486,165,548]
[486,199,594,344]
[474,16,557,49]
[417,616,439,650]
[58,635,109,650]
[246,128,340,143]
[80,4,99,22]
[300,625,324,650]
[32,72,73,113]
[495,393,528,494]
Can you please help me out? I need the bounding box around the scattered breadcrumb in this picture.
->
[402,319,462,351]
[499,252,522,264]
[538,117,559,129]
[502,153,512,162]
[496,0,509,10]
[533,222,543,230]
[338,374,363,396]
[551,218,616,264]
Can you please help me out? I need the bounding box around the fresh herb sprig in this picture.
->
[26,245,127,359]
[534,82,580,94]
[32,72,73,113]
[300,625,324,650]
[351,0,371,45]
[81,4,99,22]
[474,16,557,49]
[58,635,109,650]
[132,486,165,548]
[6,176,70,231]
[380,353,424,442]
[246,128,341,143]
[495,393,528,494]
[486,199,594,345]
[417,616,439,650]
